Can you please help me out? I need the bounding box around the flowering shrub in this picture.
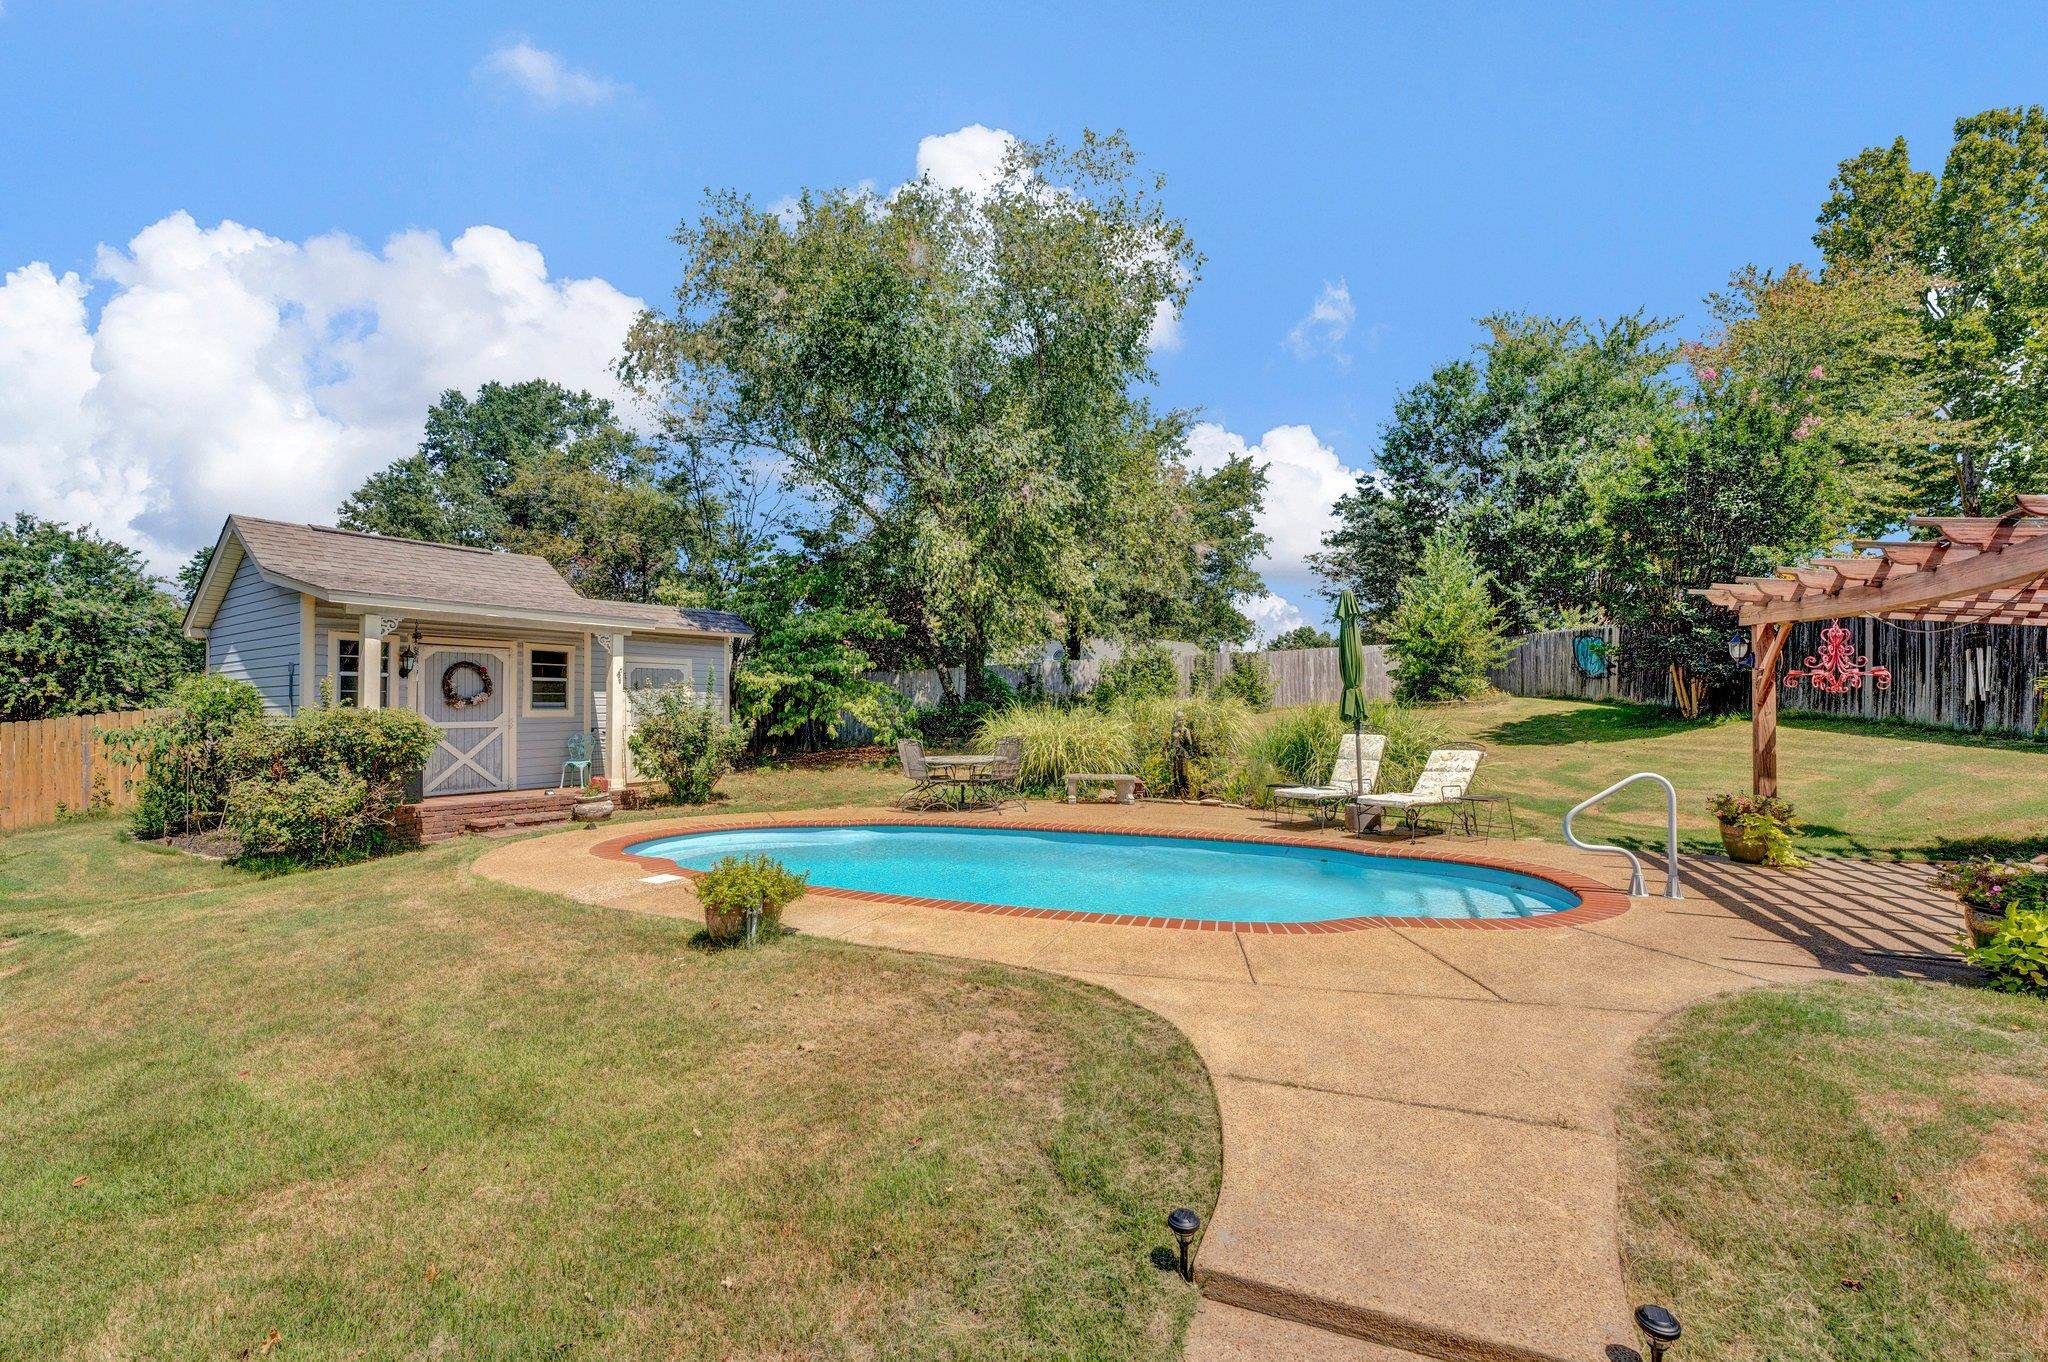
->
[628,690,748,804]
[1961,909,2048,996]
[1937,861,2048,916]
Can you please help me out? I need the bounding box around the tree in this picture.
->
[339,379,733,601]
[1816,108,2048,514]
[621,131,1231,699]
[1594,376,1844,716]
[1268,624,1336,650]
[1384,530,1509,702]
[0,515,200,721]
[727,550,908,746]
[1691,262,1947,535]
[1313,313,1675,635]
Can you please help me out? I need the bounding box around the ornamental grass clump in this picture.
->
[974,703,1136,793]
[695,854,807,945]
[1122,694,1252,800]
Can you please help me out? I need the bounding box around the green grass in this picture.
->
[1411,695,2048,860]
[1617,980,2048,1361]
[0,817,1219,1360]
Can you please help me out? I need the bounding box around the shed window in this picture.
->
[529,648,570,710]
[335,639,389,708]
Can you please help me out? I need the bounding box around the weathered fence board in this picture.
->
[1774,617,2046,734]
[0,709,164,832]
[1489,627,1670,704]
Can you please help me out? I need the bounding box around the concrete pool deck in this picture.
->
[474,801,1854,1362]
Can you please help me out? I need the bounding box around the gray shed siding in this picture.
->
[593,635,731,782]
[312,611,599,791]
[206,559,302,714]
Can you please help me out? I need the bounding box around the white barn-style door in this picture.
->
[415,646,513,795]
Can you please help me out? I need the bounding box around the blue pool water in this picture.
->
[625,825,1578,924]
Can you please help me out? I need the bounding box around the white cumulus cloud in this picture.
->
[1183,421,1360,577]
[914,124,1019,197]
[1285,279,1355,364]
[1237,591,1308,643]
[477,40,622,108]
[0,212,644,570]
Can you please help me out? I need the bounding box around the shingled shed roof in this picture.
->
[1697,495,2048,628]
[184,517,750,638]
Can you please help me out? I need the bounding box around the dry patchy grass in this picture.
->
[1617,980,2048,1362]
[0,819,1218,1360]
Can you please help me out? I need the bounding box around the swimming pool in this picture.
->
[621,823,1582,925]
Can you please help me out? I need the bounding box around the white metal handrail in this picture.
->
[1562,772,1682,899]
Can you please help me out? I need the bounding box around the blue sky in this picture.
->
[4,2,2044,635]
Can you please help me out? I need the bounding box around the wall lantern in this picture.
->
[397,627,421,679]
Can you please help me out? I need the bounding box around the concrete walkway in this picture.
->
[474,803,1875,1362]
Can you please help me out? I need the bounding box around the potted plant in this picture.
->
[695,854,808,945]
[1938,860,2048,948]
[571,783,615,823]
[1707,793,1801,868]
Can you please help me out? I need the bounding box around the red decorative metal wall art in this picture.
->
[1783,622,1891,695]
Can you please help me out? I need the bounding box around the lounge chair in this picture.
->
[1352,747,1484,839]
[967,737,1023,810]
[1268,733,1385,826]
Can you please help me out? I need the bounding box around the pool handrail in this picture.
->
[1562,772,1683,900]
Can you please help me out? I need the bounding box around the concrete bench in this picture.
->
[1065,773,1143,805]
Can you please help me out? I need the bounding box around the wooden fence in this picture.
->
[0,709,164,832]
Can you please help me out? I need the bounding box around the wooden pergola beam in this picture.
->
[1733,532,2048,625]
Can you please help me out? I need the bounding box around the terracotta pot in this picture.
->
[1718,817,1769,864]
[702,903,783,944]
[571,798,615,823]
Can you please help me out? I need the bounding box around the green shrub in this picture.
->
[223,705,439,865]
[1386,531,1509,702]
[1123,694,1252,799]
[628,690,748,804]
[1216,653,1272,709]
[1961,908,2048,995]
[1094,644,1179,707]
[975,703,1136,792]
[1252,705,1345,785]
[695,853,808,943]
[1938,860,2048,915]
[114,673,266,838]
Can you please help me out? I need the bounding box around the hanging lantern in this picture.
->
[1784,622,1890,695]
[1726,631,1753,667]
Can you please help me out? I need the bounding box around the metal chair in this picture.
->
[968,737,1023,810]
[896,739,950,809]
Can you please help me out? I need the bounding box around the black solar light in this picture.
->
[1166,1207,1200,1282]
[1634,1304,1681,1362]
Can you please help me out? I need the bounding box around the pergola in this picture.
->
[1698,494,2048,797]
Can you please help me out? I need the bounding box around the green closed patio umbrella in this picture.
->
[1335,590,1371,799]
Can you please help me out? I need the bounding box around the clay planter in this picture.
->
[702,903,782,945]
[1718,818,1769,864]
[571,798,615,823]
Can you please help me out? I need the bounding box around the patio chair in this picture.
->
[896,739,957,810]
[967,737,1024,810]
[1267,733,1385,826]
[1352,747,1484,839]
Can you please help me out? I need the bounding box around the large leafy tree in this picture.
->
[725,548,907,745]
[1690,262,1946,535]
[620,132,1237,698]
[0,515,200,721]
[338,379,734,601]
[1595,375,1844,715]
[1816,108,2048,514]
[1312,313,1675,635]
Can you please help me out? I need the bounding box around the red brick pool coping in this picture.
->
[588,814,1632,934]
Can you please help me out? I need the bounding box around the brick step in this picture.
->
[399,790,583,844]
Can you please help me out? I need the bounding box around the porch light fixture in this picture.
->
[397,627,421,679]
[1634,1304,1680,1362]
[1165,1207,1200,1282]
[1726,631,1752,667]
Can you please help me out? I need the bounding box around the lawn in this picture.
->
[0,817,1218,1360]
[1617,980,2048,1361]
[1426,695,2048,860]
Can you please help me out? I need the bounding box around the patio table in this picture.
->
[923,754,993,809]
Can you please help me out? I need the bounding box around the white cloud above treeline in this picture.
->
[0,213,643,569]
[477,40,623,108]
[1285,279,1355,364]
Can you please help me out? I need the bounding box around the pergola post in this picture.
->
[1750,622,1786,797]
